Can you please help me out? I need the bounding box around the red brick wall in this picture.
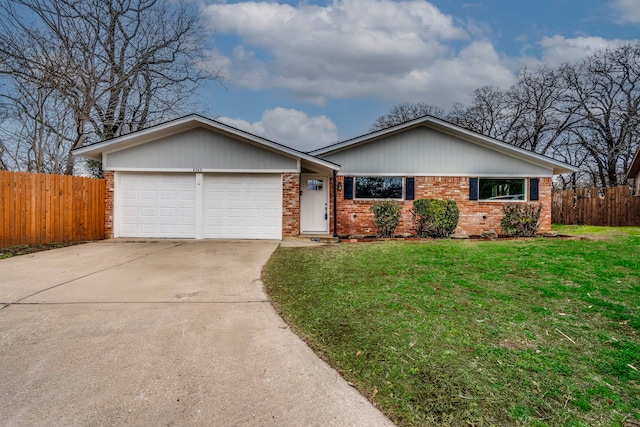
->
[104,171,115,238]
[282,172,300,237]
[332,176,552,237]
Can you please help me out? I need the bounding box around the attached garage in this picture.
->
[73,115,339,240]
[115,172,282,239]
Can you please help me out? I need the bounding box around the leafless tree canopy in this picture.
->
[370,102,445,132]
[446,44,640,189]
[0,0,219,175]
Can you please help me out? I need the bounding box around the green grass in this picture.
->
[263,227,640,426]
[552,224,640,237]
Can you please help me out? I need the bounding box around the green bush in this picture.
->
[370,200,402,237]
[412,199,459,238]
[500,203,543,237]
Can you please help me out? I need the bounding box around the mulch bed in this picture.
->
[0,241,88,259]
[340,233,577,243]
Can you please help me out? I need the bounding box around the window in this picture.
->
[355,176,403,199]
[479,178,525,201]
[307,179,323,191]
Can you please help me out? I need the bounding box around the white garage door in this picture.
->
[117,173,196,238]
[204,174,282,239]
[115,172,282,239]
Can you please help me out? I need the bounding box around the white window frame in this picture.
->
[354,176,404,200]
[478,178,527,202]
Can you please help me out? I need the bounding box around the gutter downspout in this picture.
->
[333,169,338,238]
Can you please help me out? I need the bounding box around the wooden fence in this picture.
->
[552,186,640,226]
[0,171,105,248]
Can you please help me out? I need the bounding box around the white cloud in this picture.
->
[202,0,636,113]
[538,35,631,65]
[202,0,514,106]
[217,107,338,151]
[611,0,640,24]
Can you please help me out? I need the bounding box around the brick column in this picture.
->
[104,171,114,238]
[282,172,300,237]
[537,177,553,233]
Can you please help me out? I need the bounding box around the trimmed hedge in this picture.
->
[412,199,459,238]
[500,203,543,237]
[370,200,402,238]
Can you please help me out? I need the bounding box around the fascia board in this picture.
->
[627,149,640,179]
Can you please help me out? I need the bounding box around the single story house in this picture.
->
[627,148,640,195]
[72,114,577,240]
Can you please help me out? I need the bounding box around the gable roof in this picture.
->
[310,115,578,175]
[72,114,339,171]
[627,147,640,179]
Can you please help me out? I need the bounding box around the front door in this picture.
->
[300,174,329,233]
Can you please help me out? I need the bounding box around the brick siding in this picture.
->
[282,172,300,237]
[104,170,115,239]
[332,176,552,237]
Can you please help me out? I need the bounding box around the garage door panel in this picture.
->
[203,174,281,239]
[116,173,196,238]
[142,190,158,200]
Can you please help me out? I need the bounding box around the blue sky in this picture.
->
[194,0,640,151]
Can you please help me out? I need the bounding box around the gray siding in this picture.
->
[320,127,552,176]
[105,128,298,171]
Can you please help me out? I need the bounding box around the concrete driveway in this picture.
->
[0,241,394,427]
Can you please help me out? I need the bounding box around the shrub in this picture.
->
[412,199,459,238]
[500,203,543,237]
[370,200,402,238]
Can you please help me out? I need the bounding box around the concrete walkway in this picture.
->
[0,241,394,427]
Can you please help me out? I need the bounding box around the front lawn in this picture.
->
[263,227,640,426]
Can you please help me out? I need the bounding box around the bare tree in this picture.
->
[508,66,578,155]
[447,46,640,188]
[370,102,445,132]
[0,0,220,175]
[561,44,640,187]
[0,78,76,173]
[447,86,519,141]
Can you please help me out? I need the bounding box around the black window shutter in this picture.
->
[469,177,478,201]
[530,178,539,201]
[405,177,415,200]
[344,176,353,200]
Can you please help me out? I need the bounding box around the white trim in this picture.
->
[353,176,404,201]
[195,173,204,239]
[476,177,528,202]
[104,167,299,173]
[113,171,121,238]
[337,172,553,178]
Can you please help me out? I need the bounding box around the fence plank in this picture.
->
[0,171,105,248]
[552,185,640,226]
